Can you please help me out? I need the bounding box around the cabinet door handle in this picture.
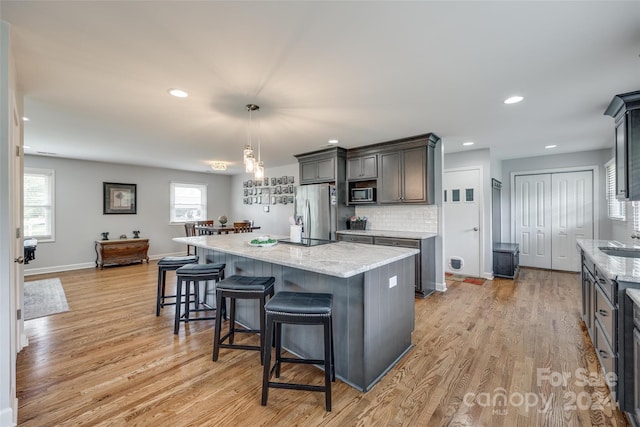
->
[598,309,609,317]
[598,349,610,359]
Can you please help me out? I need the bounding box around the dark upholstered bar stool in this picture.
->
[174,263,226,334]
[156,255,199,316]
[261,291,335,411]
[212,275,275,363]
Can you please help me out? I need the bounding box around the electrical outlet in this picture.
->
[389,276,397,288]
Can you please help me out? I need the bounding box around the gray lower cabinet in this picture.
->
[337,232,436,297]
[580,249,640,420]
[633,321,640,423]
[337,234,373,244]
[492,243,519,279]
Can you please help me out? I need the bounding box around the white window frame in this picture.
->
[169,181,207,224]
[24,167,55,242]
[605,159,626,221]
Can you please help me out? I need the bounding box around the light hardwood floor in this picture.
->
[17,264,630,426]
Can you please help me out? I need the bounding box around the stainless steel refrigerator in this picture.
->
[292,183,354,244]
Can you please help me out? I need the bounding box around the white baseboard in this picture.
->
[435,281,447,292]
[24,262,94,276]
[483,272,494,280]
[0,406,15,427]
[19,333,28,351]
[23,252,185,277]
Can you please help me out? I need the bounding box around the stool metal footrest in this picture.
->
[267,382,326,393]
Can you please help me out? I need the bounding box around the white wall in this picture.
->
[501,149,611,242]
[23,155,232,274]
[230,163,298,236]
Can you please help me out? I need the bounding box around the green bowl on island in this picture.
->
[249,236,278,247]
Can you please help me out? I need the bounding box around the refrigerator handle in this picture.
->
[304,199,311,246]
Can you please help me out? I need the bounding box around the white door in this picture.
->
[515,174,552,269]
[551,171,593,271]
[444,168,481,277]
[515,171,593,272]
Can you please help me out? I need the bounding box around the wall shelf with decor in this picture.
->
[242,176,295,206]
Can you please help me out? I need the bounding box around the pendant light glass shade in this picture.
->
[243,144,253,162]
[245,152,255,173]
[254,161,264,180]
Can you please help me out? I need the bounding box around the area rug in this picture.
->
[24,278,69,320]
[462,277,485,286]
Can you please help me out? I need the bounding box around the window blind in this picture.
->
[170,182,207,223]
[24,168,55,240]
[605,160,625,220]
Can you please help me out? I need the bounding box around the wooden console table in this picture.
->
[95,238,149,269]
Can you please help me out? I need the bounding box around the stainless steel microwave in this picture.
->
[350,187,375,203]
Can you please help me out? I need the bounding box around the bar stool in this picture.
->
[174,263,226,334]
[212,275,275,363]
[261,291,335,411]
[156,255,199,316]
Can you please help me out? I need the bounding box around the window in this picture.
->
[24,168,55,240]
[605,160,625,220]
[465,188,474,202]
[170,182,207,223]
[633,202,640,233]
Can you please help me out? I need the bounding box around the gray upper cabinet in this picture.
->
[347,155,377,180]
[300,157,335,183]
[379,144,434,204]
[605,90,640,200]
[295,146,347,185]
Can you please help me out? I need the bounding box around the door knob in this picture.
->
[473,227,479,231]
[14,256,24,264]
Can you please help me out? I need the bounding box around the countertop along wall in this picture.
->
[24,155,232,275]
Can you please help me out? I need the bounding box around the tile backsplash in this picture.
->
[355,205,438,233]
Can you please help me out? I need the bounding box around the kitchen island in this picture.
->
[174,233,418,392]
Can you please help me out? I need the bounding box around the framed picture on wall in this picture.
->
[103,182,137,214]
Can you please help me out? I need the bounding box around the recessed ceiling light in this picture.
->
[22,117,30,121]
[168,89,188,98]
[328,139,339,144]
[504,96,524,104]
[463,141,474,146]
[545,145,557,149]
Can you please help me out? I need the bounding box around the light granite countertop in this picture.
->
[173,232,419,279]
[576,239,640,283]
[627,288,640,307]
[337,229,438,240]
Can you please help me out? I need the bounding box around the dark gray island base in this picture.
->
[175,234,417,392]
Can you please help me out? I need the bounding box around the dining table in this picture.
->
[194,225,261,235]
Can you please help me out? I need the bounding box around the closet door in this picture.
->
[551,171,593,272]
[515,174,552,269]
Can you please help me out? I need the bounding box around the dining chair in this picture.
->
[196,220,215,235]
[184,222,197,255]
[233,221,252,233]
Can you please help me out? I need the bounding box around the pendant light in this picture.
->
[244,104,260,174]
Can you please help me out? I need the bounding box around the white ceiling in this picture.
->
[1,1,639,174]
